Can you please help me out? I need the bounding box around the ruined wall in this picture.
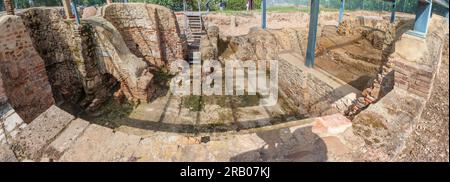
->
[0,15,55,123]
[18,8,126,111]
[18,8,85,105]
[1,75,27,145]
[393,27,446,98]
[17,7,161,109]
[343,17,417,116]
[278,56,358,118]
[102,3,186,68]
[220,28,306,60]
[17,8,150,111]
[85,17,156,102]
[351,16,449,161]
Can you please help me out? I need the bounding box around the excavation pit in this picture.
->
[1,3,448,162]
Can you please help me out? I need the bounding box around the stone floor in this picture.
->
[1,105,360,162]
[87,89,303,136]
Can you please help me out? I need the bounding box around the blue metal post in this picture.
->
[305,0,320,68]
[262,0,267,29]
[390,0,397,23]
[407,0,432,38]
[338,0,345,26]
[70,0,81,25]
[445,10,449,21]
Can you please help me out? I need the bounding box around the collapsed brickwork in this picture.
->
[351,16,448,161]
[17,8,116,112]
[85,17,156,103]
[18,8,83,105]
[278,54,359,118]
[1,74,28,146]
[14,6,177,110]
[219,28,307,60]
[0,6,448,162]
[345,17,416,116]
[102,3,186,68]
[0,15,55,123]
[200,26,219,61]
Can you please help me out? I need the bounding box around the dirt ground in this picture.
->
[397,35,449,162]
[203,11,401,36]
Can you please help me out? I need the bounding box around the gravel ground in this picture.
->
[397,35,449,162]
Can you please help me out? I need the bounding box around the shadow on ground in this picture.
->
[230,126,328,162]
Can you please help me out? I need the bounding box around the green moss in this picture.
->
[152,67,175,88]
[217,110,233,124]
[182,95,204,111]
[89,98,137,128]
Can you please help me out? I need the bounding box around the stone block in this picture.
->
[45,118,90,160]
[312,114,352,135]
[57,124,141,162]
[3,112,24,133]
[0,143,17,162]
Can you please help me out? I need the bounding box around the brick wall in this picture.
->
[102,3,186,68]
[393,32,444,99]
[0,75,6,105]
[278,58,358,117]
[86,17,155,103]
[18,8,122,111]
[18,8,85,105]
[0,15,55,123]
[393,58,436,98]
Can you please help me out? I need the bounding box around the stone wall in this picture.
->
[1,102,27,145]
[278,54,359,118]
[345,17,416,116]
[16,7,160,110]
[85,17,156,102]
[393,28,446,98]
[18,8,117,112]
[18,8,85,105]
[220,28,306,60]
[102,3,186,68]
[0,15,55,123]
[351,16,448,161]
[0,75,6,105]
[1,76,27,145]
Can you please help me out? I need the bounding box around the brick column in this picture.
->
[62,0,73,18]
[4,0,15,15]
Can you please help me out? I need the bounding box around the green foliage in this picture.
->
[225,0,246,10]
[2,0,448,19]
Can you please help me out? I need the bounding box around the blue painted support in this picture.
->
[305,0,320,68]
[70,0,81,25]
[390,0,397,23]
[338,0,345,26]
[262,0,267,29]
[407,0,433,38]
